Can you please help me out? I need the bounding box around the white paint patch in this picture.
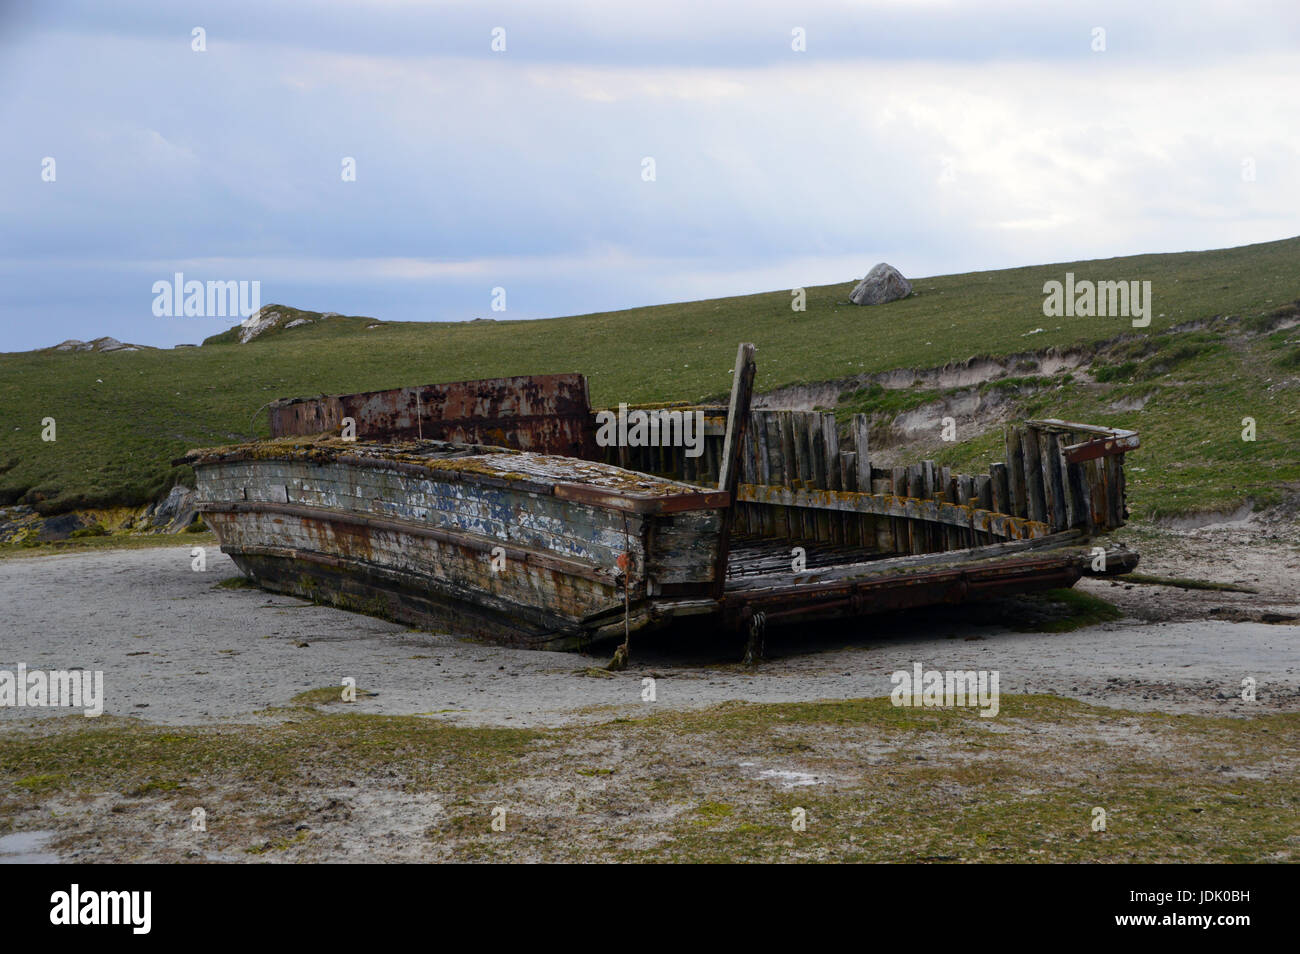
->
[739,762,821,788]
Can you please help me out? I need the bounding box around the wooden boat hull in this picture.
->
[180,355,1141,654]
[189,439,725,650]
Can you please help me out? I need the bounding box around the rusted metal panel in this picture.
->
[1026,419,1141,463]
[269,373,598,458]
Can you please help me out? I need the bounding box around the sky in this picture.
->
[1,0,1297,352]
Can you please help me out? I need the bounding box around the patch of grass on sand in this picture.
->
[290,686,377,706]
[215,575,258,590]
[1016,589,1124,633]
[1117,573,1259,593]
[2,699,1295,862]
[951,588,1123,634]
[14,773,70,794]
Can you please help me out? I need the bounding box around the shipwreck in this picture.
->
[180,344,1139,654]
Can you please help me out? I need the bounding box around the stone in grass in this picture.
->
[849,263,912,305]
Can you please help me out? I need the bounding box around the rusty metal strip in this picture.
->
[201,501,617,585]
[1026,419,1140,463]
[269,373,598,457]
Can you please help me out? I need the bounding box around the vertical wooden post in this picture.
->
[790,413,811,539]
[974,474,993,545]
[1005,426,1026,518]
[765,413,789,538]
[891,466,910,554]
[778,412,797,536]
[821,413,844,545]
[1022,426,1046,524]
[806,413,830,543]
[754,412,773,537]
[852,413,872,546]
[918,465,932,553]
[990,462,1010,516]
[872,476,895,552]
[1037,428,1065,532]
[713,343,757,598]
[840,451,859,546]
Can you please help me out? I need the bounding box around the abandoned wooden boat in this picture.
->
[180,345,1140,652]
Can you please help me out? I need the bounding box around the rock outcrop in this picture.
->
[52,337,143,353]
[849,263,912,306]
[238,307,285,343]
[140,485,199,532]
[237,306,339,343]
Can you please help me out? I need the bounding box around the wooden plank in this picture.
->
[946,465,956,553]
[922,461,938,552]
[1069,458,1092,533]
[808,412,831,543]
[753,413,772,537]
[871,478,896,551]
[974,474,993,545]
[852,414,871,484]
[894,466,914,554]
[1087,457,1108,532]
[791,412,813,540]
[954,474,973,547]
[851,415,872,549]
[779,412,797,539]
[743,421,760,534]
[822,413,845,545]
[723,528,1085,593]
[1004,427,1026,518]
[908,463,926,553]
[1107,453,1126,528]
[765,413,789,538]
[1050,432,1076,531]
[990,462,1010,517]
[735,484,1054,540]
[840,451,860,546]
[1038,429,1067,532]
[713,342,757,597]
[1022,426,1047,524]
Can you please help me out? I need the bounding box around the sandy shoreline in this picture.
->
[2,520,1296,728]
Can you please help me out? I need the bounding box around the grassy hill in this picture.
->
[1,235,1297,521]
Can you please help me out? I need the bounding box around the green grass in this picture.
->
[1009,589,1124,633]
[289,686,377,706]
[214,575,258,590]
[1,235,1297,517]
[926,317,1300,519]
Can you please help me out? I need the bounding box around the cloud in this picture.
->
[1,2,1297,351]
